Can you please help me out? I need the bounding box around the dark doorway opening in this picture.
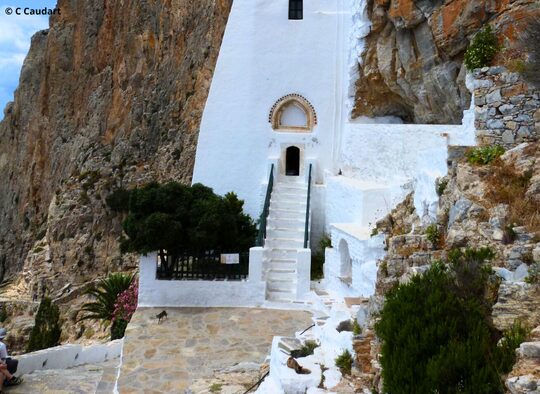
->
[285,146,300,176]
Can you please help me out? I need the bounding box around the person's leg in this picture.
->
[0,365,11,380]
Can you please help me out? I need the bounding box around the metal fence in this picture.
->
[156,251,249,281]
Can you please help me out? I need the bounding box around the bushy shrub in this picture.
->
[494,321,529,373]
[466,145,505,165]
[502,225,517,245]
[448,247,496,301]
[311,235,331,280]
[335,349,353,375]
[375,262,507,393]
[436,179,448,196]
[27,297,62,352]
[290,340,319,358]
[352,319,362,335]
[464,25,500,70]
[484,160,539,234]
[425,224,440,246]
[111,319,129,341]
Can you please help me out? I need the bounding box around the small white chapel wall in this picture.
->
[138,253,266,308]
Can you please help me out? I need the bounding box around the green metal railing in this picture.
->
[256,164,274,247]
[304,164,312,249]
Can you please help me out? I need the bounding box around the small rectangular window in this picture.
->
[289,0,303,20]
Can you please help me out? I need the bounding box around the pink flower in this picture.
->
[112,281,138,323]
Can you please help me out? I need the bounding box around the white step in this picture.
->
[268,249,299,259]
[267,208,304,220]
[267,217,305,229]
[274,184,308,193]
[265,238,304,249]
[261,178,311,303]
[267,228,305,239]
[266,259,297,270]
[267,270,296,281]
[269,200,306,210]
[267,281,295,293]
[266,290,296,302]
[271,192,307,202]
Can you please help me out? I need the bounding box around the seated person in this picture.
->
[0,329,22,388]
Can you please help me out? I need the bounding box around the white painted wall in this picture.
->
[324,228,385,297]
[16,340,123,376]
[296,249,311,298]
[337,122,476,224]
[193,0,347,219]
[138,253,266,307]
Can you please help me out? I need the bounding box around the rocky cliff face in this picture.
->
[354,0,540,123]
[365,142,540,392]
[0,0,232,300]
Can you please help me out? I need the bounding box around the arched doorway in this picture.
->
[339,239,352,285]
[285,146,300,176]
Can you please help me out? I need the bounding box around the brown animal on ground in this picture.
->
[287,357,311,374]
[156,310,168,324]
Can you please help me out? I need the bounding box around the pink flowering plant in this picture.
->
[112,280,138,323]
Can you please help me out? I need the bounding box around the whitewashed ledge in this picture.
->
[16,339,123,375]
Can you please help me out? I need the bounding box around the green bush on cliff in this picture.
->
[27,297,62,352]
[425,224,440,246]
[335,349,353,375]
[375,248,524,394]
[464,25,500,70]
[495,320,529,373]
[466,145,505,165]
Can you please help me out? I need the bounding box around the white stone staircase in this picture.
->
[264,178,308,302]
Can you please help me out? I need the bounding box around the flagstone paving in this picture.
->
[4,359,119,394]
[117,307,313,393]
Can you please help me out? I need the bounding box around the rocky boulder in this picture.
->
[354,0,540,123]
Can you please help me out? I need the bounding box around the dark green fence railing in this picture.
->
[156,251,249,280]
[304,164,312,249]
[256,164,274,247]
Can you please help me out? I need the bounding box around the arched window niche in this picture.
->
[269,94,317,132]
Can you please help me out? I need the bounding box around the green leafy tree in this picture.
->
[109,182,256,271]
[27,297,62,352]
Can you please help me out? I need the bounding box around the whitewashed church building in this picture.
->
[141,0,476,306]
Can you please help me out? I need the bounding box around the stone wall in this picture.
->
[473,67,540,148]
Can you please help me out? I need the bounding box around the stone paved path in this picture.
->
[4,359,119,394]
[117,307,313,393]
